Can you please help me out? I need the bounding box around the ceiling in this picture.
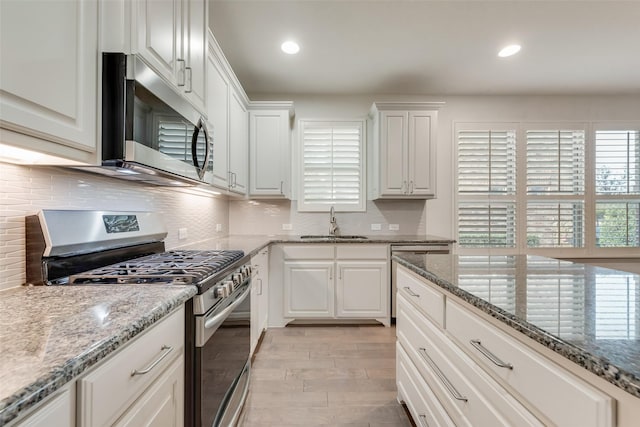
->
[209,0,640,97]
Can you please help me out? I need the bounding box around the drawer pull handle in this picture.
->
[418,347,468,402]
[131,345,173,376]
[404,287,420,297]
[470,339,513,369]
[418,414,430,427]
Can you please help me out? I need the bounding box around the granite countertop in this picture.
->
[177,234,455,257]
[393,253,640,398]
[0,285,197,425]
[0,233,451,424]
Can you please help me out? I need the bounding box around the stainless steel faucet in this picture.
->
[329,206,339,236]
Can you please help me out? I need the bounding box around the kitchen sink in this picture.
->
[300,235,369,240]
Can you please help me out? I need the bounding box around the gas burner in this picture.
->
[68,250,245,286]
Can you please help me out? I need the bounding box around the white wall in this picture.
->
[247,93,640,240]
[0,163,229,291]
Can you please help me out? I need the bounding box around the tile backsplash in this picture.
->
[229,199,427,236]
[0,162,229,291]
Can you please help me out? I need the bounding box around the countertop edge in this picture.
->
[0,286,197,426]
[392,255,640,399]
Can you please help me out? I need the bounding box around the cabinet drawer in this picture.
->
[78,307,184,427]
[397,295,543,427]
[282,245,334,259]
[397,267,444,328]
[446,300,614,427]
[336,244,388,260]
[397,342,456,427]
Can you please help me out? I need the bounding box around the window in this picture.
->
[595,130,640,247]
[457,127,517,248]
[454,122,640,255]
[298,120,365,212]
[525,129,585,248]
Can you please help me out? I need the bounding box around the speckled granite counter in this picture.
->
[393,253,640,398]
[176,234,454,257]
[0,285,196,425]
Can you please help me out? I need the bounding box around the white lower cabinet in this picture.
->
[251,248,270,354]
[78,306,185,427]
[13,387,74,427]
[396,264,617,427]
[284,260,334,318]
[446,299,614,427]
[281,244,390,325]
[336,261,388,319]
[397,343,456,427]
[113,357,184,427]
[397,294,543,427]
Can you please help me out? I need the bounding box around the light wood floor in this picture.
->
[239,325,413,427]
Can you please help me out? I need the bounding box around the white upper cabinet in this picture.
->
[248,102,294,199]
[369,102,443,199]
[0,0,99,164]
[229,91,248,194]
[133,0,206,113]
[206,32,249,195]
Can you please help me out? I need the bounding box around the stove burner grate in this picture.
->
[69,250,244,285]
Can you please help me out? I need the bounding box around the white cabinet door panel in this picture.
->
[408,111,435,197]
[229,90,248,194]
[336,261,388,318]
[380,111,407,195]
[284,261,334,318]
[0,0,97,155]
[207,55,230,188]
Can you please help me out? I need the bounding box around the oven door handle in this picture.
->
[204,284,250,330]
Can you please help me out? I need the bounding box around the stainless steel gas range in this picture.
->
[26,210,253,427]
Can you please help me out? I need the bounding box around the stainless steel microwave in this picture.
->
[82,53,212,186]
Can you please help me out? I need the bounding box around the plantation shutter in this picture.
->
[526,129,585,248]
[595,130,640,248]
[299,120,364,211]
[457,129,517,248]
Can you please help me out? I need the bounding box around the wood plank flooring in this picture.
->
[239,325,413,427]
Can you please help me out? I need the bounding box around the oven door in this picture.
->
[195,281,251,427]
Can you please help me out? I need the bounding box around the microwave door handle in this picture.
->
[204,284,250,330]
[191,118,210,180]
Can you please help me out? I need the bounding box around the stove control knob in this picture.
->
[214,285,229,298]
[233,273,243,284]
[225,280,236,292]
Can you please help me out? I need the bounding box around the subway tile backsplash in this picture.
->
[0,163,229,291]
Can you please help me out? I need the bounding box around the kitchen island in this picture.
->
[393,252,640,426]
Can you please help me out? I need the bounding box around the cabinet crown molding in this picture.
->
[370,101,445,116]
[248,101,295,117]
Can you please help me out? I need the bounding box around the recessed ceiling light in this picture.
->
[281,41,300,55]
[498,44,521,58]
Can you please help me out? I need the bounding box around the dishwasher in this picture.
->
[391,244,451,318]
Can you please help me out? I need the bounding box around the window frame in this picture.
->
[455,121,640,257]
[297,118,367,213]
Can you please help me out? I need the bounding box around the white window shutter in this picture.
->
[299,120,365,212]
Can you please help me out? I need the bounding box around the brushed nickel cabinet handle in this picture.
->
[185,67,193,93]
[470,339,513,369]
[418,414,430,427]
[176,59,186,86]
[131,345,173,376]
[404,286,420,297]
[418,347,468,402]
